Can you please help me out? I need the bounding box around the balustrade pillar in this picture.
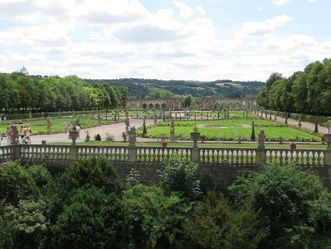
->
[69,145,78,161]
[191,131,200,163]
[256,130,266,167]
[191,147,200,163]
[324,134,331,166]
[11,144,21,160]
[128,128,137,163]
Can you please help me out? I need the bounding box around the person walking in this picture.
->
[0,129,2,146]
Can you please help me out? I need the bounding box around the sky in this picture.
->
[0,0,330,81]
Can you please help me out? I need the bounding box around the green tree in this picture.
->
[60,158,122,196]
[183,191,268,249]
[122,184,190,249]
[160,155,201,200]
[4,200,48,249]
[230,164,331,249]
[0,161,53,205]
[52,187,125,249]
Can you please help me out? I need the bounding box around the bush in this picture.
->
[183,192,268,249]
[122,184,190,249]
[52,187,125,249]
[0,161,53,205]
[94,134,101,141]
[60,158,122,196]
[105,133,114,141]
[160,155,201,200]
[230,164,331,249]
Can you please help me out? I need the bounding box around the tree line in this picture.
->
[0,72,128,112]
[257,58,331,115]
[0,157,330,249]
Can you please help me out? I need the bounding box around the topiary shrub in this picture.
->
[94,134,101,141]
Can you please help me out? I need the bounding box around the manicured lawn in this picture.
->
[0,117,114,135]
[137,118,321,142]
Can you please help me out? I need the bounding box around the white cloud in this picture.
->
[235,15,291,38]
[273,0,291,6]
[173,1,194,17]
[0,0,329,81]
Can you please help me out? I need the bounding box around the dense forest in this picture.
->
[86,78,265,98]
[0,72,128,112]
[0,157,330,249]
[257,58,331,115]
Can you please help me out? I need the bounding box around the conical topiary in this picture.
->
[251,121,256,141]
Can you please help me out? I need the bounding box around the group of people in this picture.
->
[0,125,32,146]
[19,126,32,144]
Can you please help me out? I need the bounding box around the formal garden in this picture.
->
[0,117,115,135]
[136,115,322,142]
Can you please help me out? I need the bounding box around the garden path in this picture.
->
[260,112,329,134]
[29,118,156,144]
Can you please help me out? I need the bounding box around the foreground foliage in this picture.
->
[0,158,330,249]
[230,164,331,249]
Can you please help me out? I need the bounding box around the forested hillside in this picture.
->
[257,58,331,115]
[86,78,265,98]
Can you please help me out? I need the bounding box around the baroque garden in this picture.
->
[1,60,331,249]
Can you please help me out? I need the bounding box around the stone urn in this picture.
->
[190,132,200,147]
[69,130,79,145]
[161,137,168,148]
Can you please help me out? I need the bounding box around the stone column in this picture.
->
[69,145,78,161]
[190,132,200,163]
[324,134,331,166]
[256,130,266,167]
[128,128,137,163]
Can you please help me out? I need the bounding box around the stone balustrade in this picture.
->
[265,148,325,167]
[1,144,330,168]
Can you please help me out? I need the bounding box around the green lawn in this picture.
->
[138,119,321,142]
[0,117,115,135]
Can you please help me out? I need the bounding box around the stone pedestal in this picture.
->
[324,134,331,166]
[191,147,200,163]
[69,145,78,161]
[256,130,266,167]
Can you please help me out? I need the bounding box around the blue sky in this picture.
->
[0,0,330,81]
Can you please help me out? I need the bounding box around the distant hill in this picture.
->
[85,78,265,98]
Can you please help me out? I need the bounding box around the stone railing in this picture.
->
[265,148,325,167]
[0,145,13,163]
[78,146,128,162]
[1,143,330,169]
[136,147,191,162]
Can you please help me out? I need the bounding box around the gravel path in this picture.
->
[259,112,329,134]
[30,118,156,144]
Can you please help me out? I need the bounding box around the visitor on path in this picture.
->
[0,129,2,146]
[22,126,32,144]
